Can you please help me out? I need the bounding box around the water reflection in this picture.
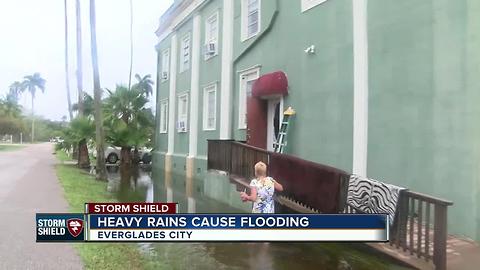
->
[105,166,411,270]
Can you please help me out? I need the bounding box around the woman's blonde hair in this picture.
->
[254,161,267,177]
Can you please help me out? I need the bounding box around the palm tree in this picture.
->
[132,74,153,97]
[72,92,94,118]
[64,0,73,120]
[89,0,107,180]
[71,92,96,168]
[104,86,153,183]
[22,73,46,142]
[9,81,23,103]
[75,0,84,116]
[0,94,23,118]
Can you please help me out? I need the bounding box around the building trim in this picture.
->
[177,92,189,133]
[238,66,261,130]
[203,82,218,131]
[159,98,169,134]
[188,14,202,158]
[219,0,234,139]
[204,10,220,60]
[240,0,262,42]
[156,0,209,43]
[352,0,369,176]
[301,0,328,13]
[167,34,178,154]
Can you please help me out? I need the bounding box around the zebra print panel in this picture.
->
[347,175,405,225]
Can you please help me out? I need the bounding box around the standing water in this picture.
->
[105,166,412,270]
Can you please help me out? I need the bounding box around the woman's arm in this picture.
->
[272,179,284,192]
[240,187,257,202]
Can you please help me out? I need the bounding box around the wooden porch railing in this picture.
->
[345,191,452,270]
[208,139,454,270]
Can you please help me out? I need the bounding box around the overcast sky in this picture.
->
[0,0,173,121]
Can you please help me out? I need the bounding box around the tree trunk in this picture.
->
[120,146,132,192]
[128,0,133,90]
[120,146,132,168]
[89,0,107,181]
[64,0,73,121]
[31,95,34,143]
[132,147,141,164]
[78,138,90,168]
[75,0,84,116]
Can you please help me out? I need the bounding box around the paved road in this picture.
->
[0,143,83,270]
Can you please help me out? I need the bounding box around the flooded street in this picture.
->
[105,166,411,270]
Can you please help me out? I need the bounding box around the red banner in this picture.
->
[86,203,177,214]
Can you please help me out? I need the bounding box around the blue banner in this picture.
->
[89,214,387,229]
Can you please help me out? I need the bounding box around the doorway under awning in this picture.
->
[252,71,288,98]
[247,71,289,150]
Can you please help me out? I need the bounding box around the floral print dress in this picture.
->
[250,177,275,213]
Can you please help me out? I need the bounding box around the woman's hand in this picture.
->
[240,192,249,202]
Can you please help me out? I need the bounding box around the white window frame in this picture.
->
[203,83,217,131]
[238,67,260,129]
[241,0,261,42]
[301,0,328,12]
[159,99,168,134]
[179,33,191,73]
[177,93,189,133]
[204,11,219,60]
[161,48,170,82]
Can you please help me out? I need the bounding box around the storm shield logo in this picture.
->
[67,218,84,238]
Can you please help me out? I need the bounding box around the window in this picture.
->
[177,94,189,132]
[204,11,219,59]
[203,84,217,130]
[238,68,260,129]
[301,0,328,12]
[161,49,170,82]
[179,33,191,73]
[241,0,261,41]
[159,100,168,133]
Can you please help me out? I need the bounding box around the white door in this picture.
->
[267,97,283,151]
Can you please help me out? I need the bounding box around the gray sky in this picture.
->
[0,0,173,121]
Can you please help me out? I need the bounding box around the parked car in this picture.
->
[103,146,152,164]
[104,146,121,164]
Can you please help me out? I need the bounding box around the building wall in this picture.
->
[232,0,354,171]
[154,0,480,240]
[197,0,223,158]
[367,0,480,240]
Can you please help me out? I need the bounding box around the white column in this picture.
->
[167,33,178,155]
[219,0,234,139]
[188,14,201,157]
[352,0,369,176]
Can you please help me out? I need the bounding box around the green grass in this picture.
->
[0,144,25,151]
[55,151,166,270]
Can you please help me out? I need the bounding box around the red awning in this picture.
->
[252,71,288,98]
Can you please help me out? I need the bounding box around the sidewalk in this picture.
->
[0,143,82,269]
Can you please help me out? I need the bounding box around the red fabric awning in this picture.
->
[252,71,288,98]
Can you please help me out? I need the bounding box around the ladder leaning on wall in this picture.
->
[273,107,296,154]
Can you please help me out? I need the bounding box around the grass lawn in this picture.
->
[55,150,166,270]
[0,144,25,151]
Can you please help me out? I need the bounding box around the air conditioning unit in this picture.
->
[204,42,216,56]
[177,120,187,132]
[162,71,169,80]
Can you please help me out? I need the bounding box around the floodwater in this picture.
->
[105,166,412,270]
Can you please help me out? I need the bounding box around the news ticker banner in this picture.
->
[36,203,389,242]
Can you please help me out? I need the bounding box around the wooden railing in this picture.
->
[208,139,269,179]
[208,139,453,270]
[345,190,453,270]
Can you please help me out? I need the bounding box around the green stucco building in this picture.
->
[153,0,480,241]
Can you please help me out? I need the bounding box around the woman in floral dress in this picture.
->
[240,162,284,213]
